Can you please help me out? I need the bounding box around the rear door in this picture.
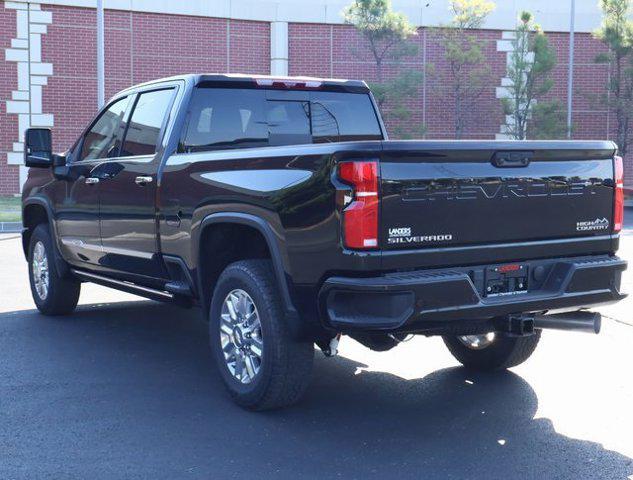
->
[97,86,178,278]
[379,141,617,250]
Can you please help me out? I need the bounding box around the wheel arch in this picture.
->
[22,197,70,277]
[195,212,297,318]
[22,201,48,257]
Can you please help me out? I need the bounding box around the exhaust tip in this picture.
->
[534,311,602,334]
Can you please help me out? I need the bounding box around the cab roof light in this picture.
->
[254,78,322,89]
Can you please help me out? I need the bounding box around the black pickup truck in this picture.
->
[22,74,626,410]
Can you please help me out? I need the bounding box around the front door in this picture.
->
[56,95,131,267]
[98,87,177,279]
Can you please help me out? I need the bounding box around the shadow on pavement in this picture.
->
[1,300,631,479]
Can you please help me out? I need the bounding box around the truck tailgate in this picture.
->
[379,141,617,250]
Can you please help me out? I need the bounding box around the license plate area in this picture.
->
[484,263,529,297]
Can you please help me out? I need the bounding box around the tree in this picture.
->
[528,101,568,139]
[343,0,424,137]
[343,0,417,86]
[501,11,563,140]
[440,0,495,138]
[594,0,633,156]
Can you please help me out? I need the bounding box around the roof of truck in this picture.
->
[119,73,369,94]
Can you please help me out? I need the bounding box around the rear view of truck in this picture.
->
[324,141,626,365]
[19,73,628,410]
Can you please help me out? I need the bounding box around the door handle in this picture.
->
[85,177,100,185]
[135,176,153,186]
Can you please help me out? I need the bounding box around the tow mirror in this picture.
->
[24,128,52,168]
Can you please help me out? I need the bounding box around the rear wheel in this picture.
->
[443,330,541,371]
[209,259,314,410]
[28,224,80,315]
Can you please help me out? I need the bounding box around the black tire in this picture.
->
[443,330,541,371]
[28,224,80,316]
[209,259,314,410]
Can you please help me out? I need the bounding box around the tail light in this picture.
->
[338,161,379,249]
[614,155,624,233]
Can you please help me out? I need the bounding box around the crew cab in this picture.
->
[21,74,627,410]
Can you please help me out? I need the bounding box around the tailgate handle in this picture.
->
[492,151,533,168]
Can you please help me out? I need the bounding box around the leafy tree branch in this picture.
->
[594,0,633,156]
[501,11,561,140]
[438,0,495,138]
[343,0,425,137]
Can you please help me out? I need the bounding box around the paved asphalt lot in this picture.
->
[1,213,632,479]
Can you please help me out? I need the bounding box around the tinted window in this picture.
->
[80,96,129,161]
[267,100,311,146]
[309,92,382,143]
[184,89,267,151]
[182,88,382,153]
[121,89,174,157]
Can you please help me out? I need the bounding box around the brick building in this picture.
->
[1,0,631,195]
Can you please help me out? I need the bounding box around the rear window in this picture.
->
[121,88,174,157]
[181,87,382,153]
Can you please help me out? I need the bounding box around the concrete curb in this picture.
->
[0,222,21,233]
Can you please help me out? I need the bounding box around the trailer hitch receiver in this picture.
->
[496,314,535,336]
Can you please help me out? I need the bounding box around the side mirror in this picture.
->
[24,128,52,168]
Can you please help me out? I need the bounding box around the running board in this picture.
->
[164,281,192,296]
[70,269,174,302]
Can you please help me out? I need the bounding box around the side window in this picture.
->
[120,89,174,157]
[183,88,267,152]
[79,96,129,161]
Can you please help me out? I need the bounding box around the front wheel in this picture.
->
[28,224,81,316]
[443,330,541,371]
[209,259,314,410]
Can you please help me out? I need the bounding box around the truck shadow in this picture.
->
[2,300,632,479]
[305,361,633,479]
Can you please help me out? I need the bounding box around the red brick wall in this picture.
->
[1,3,632,194]
[544,32,611,139]
[40,5,270,154]
[423,28,506,140]
[0,5,18,195]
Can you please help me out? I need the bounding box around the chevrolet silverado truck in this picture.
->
[21,74,627,410]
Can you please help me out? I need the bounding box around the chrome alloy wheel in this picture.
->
[457,333,496,350]
[219,289,263,384]
[32,241,50,301]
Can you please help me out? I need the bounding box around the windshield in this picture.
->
[181,87,383,152]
